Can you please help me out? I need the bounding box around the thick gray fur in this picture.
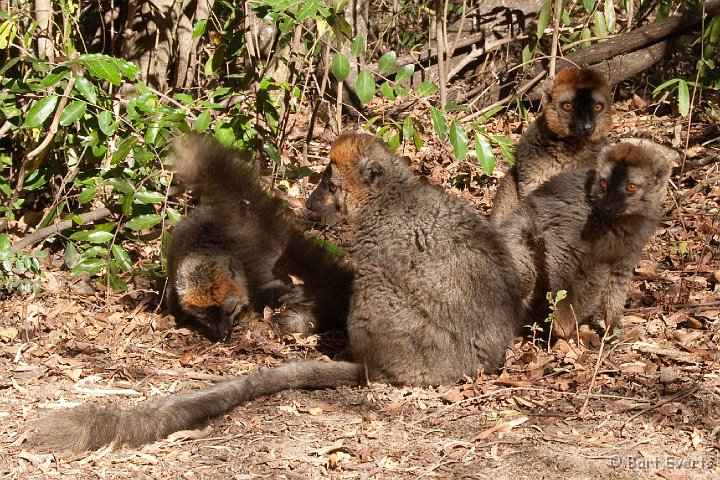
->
[500,141,672,338]
[308,132,525,385]
[30,361,360,451]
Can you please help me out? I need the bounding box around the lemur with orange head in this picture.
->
[491,66,613,223]
[167,135,354,341]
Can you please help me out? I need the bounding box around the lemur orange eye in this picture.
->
[599,178,608,189]
[593,103,603,112]
[329,182,337,193]
[562,102,573,111]
[626,183,638,192]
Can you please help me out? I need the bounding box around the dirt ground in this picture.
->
[1,103,719,479]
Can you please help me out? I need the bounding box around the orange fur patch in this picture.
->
[180,271,232,308]
[328,132,369,191]
[605,143,654,168]
[553,67,610,95]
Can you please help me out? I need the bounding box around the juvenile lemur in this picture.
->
[167,135,354,341]
[500,141,674,340]
[491,66,613,223]
[29,132,524,452]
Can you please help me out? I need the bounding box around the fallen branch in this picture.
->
[554,0,720,71]
[9,207,114,254]
[8,185,186,253]
[520,0,720,98]
[681,171,720,203]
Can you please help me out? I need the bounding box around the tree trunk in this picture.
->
[174,0,214,90]
[120,0,188,93]
[34,0,54,63]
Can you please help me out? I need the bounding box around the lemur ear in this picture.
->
[358,157,383,188]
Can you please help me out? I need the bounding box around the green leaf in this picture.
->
[395,64,414,84]
[652,78,679,95]
[677,79,690,117]
[73,74,97,103]
[355,70,375,104]
[108,57,140,79]
[449,121,467,161]
[331,53,350,82]
[192,18,207,38]
[418,81,438,97]
[126,214,162,231]
[23,95,58,128]
[264,142,281,164]
[77,187,96,204]
[97,110,117,136]
[175,93,195,105]
[387,131,400,150]
[215,123,235,144]
[112,244,133,272]
[473,105,505,124]
[594,11,608,38]
[474,132,495,175]
[380,81,396,100]
[145,120,160,145]
[537,0,551,37]
[604,0,616,33]
[59,100,86,126]
[87,231,114,243]
[134,190,165,204]
[498,140,516,166]
[402,116,414,143]
[166,207,182,225]
[582,0,595,13]
[79,54,122,85]
[109,178,135,194]
[580,27,592,48]
[0,19,18,49]
[71,258,105,277]
[0,233,10,252]
[64,242,79,268]
[108,270,128,292]
[312,237,346,257]
[429,106,448,141]
[377,51,397,74]
[350,35,365,57]
[111,137,137,165]
[121,193,133,216]
[521,44,532,71]
[41,69,69,87]
[194,109,212,133]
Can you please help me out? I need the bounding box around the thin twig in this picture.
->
[620,387,700,430]
[26,75,76,162]
[579,327,611,417]
[460,70,546,122]
[681,171,720,202]
[548,0,563,77]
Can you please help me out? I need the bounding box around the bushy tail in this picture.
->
[29,361,361,452]
[171,134,275,210]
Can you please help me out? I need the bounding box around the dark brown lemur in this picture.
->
[27,132,524,453]
[499,140,674,340]
[491,66,613,223]
[166,134,354,342]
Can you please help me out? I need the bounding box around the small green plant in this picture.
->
[0,234,46,295]
[545,289,568,346]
